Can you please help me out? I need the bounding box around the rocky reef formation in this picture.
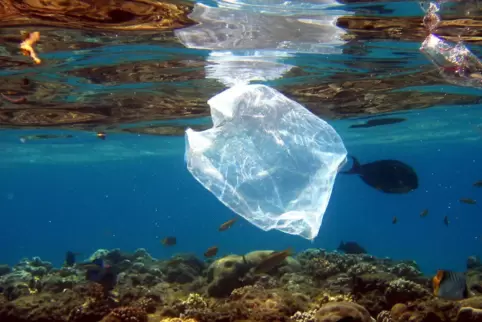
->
[1,248,482,321]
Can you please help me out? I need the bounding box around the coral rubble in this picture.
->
[0,248,482,321]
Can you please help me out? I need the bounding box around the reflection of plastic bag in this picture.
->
[185,84,347,240]
[174,3,347,54]
[420,34,482,88]
[205,50,294,87]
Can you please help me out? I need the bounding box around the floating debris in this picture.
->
[20,31,41,64]
[1,93,27,104]
[96,132,107,140]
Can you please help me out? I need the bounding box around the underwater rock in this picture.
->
[385,278,431,306]
[314,301,373,322]
[100,306,148,322]
[0,265,11,276]
[0,269,35,300]
[376,310,393,322]
[456,307,482,322]
[41,274,79,293]
[468,256,482,270]
[2,248,482,321]
[15,257,53,277]
[162,255,205,284]
[387,262,423,279]
[90,249,111,261]
[206,255,249,297]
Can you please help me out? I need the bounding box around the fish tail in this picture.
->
[340,156,361,174]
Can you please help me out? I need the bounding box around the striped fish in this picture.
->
[432,270,469,300]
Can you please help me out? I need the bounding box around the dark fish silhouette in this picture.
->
[204,246,219,258]
[460,198,476,205]
[338,241,367,255]
[444,216,449,226]
[83,258,117,291]
[392,216,398,224]
[349,118,406,129]
[20,134,73,143]
[473,180,482,187]
[253,248,292,274]
[161,236,177,246]
[341,156,418,194]
[64,251,81,267]
[219,218,237,232]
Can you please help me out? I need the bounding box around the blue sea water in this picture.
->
[1,0,482,277]
[2,103,482,275]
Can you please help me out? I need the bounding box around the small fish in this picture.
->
[204,246,219,258]
[432,270,468,300]
[420,209,429,217]
[64,251,81,267]
[338,241,367,255]
[219,218,237,232]
[96,132,106,140]
[444,216,449,226]
[473,181,482,188]
[341,156,418,194]
[253,248,292,274]
[84,259,117,291]
[349,117,406,129]
[392,216,398,224]
[460,198,476,205]
[161,236,176,246]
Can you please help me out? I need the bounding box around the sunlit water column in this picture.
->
[419,0,482,88]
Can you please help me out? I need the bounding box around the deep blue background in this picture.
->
[2,107,482,275]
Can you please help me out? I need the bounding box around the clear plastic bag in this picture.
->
[185,84,347,240]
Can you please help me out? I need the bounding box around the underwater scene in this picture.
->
[1,0,482,321]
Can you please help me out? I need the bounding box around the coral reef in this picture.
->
[1,248,482,321]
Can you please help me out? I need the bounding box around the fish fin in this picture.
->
[433,270,444,296]
[340,156,361,174]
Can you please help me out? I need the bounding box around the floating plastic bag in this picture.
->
[185,84,347,240]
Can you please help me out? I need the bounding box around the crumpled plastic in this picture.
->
[184,84,347,240]
[420,34,482,88]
